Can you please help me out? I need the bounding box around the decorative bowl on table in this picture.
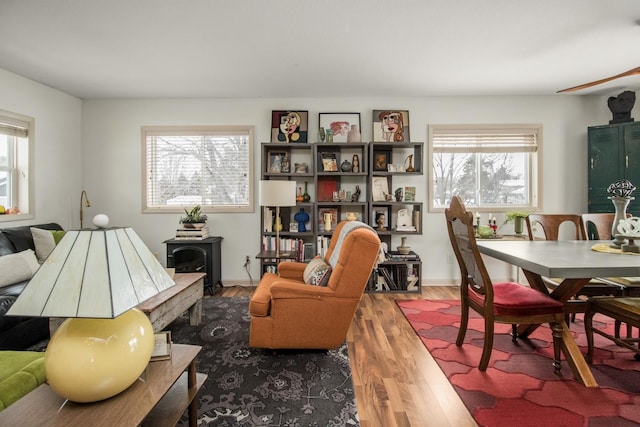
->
[477,225,493,238]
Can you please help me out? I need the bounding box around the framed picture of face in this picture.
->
[372,110,410,142]
[271,110,309,143]
[373,150,391,171]
[319,113,361,143]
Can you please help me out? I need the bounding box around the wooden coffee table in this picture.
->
[0,344,206,426]
[138,272,206,331]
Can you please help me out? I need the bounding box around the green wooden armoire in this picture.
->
[587,121,640,216]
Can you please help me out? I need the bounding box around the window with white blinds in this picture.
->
[0,109,32,220]
[143,126,254,213]
[428,124,541,211]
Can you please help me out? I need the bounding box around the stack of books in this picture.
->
[175,224,209,240]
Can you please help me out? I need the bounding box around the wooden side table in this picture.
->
[0,344,206,427]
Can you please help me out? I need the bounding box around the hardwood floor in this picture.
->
[217,286,476,427]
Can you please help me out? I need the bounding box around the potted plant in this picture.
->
[180,205,207,227]
[504,211,528,236]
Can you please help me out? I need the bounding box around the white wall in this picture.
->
[82,95,633,285]
[0,69,82,229]
[2,65,638,286]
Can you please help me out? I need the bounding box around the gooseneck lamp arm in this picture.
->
[80,190,91,229]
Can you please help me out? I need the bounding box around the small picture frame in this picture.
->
[373,208,389,230]
[372,176,389,201]
[289,222,299,232]
[404,186,416,202]
[373,150,390,171]
[268,151,287,173]
[319,113,361,143]
[271,110,309,143]
[372,110,410,142]
[321,152,338,172]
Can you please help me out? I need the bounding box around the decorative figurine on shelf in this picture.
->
[376,212,387,231]
[405,154,415,173]
[352,154,360,173]
[296,187,304,202]
[324,212,333,232]
[294,208,309,232]
[341,159,352,172]
[351,185,361,202]
[319,127,326,142]
[294,162,308,173]
[395,187,403,202]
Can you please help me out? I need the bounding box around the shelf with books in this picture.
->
[368,254,421,293]
[260,143,316,274]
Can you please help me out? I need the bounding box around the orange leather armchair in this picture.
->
[249,221,381,349]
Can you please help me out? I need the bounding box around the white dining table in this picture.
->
[476,239,640,387]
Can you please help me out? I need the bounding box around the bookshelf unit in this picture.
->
[258,140,423,292]
[260,143,315,273]
[368,142,424,293]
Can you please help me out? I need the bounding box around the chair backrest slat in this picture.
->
[526,214,586,241]
[446,196,492,299]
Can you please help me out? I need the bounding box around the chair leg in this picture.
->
[456,300,469,347]
[550,322,563,375]
[511,324,518,343]
[479,319,494,371]
[584,308,595,364]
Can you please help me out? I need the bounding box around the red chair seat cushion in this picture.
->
[470,282,564,317]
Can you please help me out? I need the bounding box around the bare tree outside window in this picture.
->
[143,126,254,213]
[429,125,540,212]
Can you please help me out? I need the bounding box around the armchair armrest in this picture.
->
[277,261,307,280]
[270,281,335,299]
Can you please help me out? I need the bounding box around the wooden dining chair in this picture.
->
[526,213,626,323]
[446,197,565,373]
[581,213,615,240]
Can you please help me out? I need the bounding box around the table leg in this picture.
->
[559,322,598,387]
[189,299,202,326]
[517,274,591,337]
[188,360,197,427]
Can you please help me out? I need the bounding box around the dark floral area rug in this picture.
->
[166,296,359,427]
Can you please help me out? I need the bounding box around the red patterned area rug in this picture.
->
[396,299,640,427]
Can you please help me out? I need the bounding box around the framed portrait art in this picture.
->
[372,110,410,142]
[373,150,390,171]
[319,113,361,143]
[271,110,309,143]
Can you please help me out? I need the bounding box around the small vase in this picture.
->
[302,181,311,202]
[610,195,633,248]
[397,237,411,255]
[318,127,326,142]
[296,187,304,202]
[324,212,333,232]
[347,124,361,142]
[341,160,352,172]
[514,217,524,235]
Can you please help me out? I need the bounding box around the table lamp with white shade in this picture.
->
[259,180,297,257]
[7,215,175,403]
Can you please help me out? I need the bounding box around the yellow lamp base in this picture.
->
[45,308,154,403]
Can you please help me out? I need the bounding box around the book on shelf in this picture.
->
[173,235,210,240]
[387,250,420,261]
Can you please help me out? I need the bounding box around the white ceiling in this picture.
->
[1,0,639,99]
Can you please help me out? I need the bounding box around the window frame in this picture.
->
[142,125,254,214]
[428,124,542,213]
[0,109,34,222]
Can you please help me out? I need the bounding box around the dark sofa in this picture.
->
[0,223,63,350]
